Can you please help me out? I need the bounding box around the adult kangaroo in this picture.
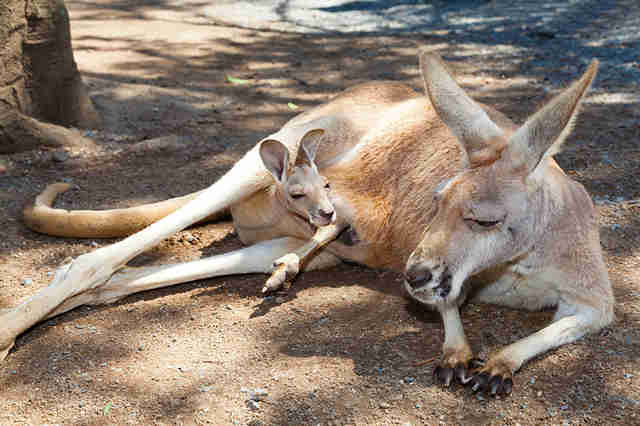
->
[5,52,612,396]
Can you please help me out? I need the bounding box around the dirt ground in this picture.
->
[1,1,640,425]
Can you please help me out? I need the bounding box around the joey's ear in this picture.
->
[504,60,598,175]
[419,51,505,167]
[259,139,289,183]
[296,129,325,166]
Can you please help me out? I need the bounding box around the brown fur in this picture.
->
[8,54,612,398]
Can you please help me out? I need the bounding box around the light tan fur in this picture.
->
[3,52,612,398]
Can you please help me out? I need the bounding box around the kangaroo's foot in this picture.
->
[433,346,483,387]
[469,357,514,396]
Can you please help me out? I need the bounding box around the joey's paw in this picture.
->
[469,361,514,396]
[262,254,301,293]
[433,358,484,388]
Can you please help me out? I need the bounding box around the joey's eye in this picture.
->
[465,218,501,230]
[475,219,500,227]
[291,193,305,200]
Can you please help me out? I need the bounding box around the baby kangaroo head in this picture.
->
[404,51,598,306]
[259,129,335,227]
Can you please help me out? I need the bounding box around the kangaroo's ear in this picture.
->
[259,139,289,183]
[419,51,506,167]
[296,129,325,167]
[505,60,598,175]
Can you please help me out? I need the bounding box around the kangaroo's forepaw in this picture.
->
[469,359,514,396]
[262,253,301,293]
[434,357,484,387]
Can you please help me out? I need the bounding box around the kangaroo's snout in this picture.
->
[404,263,433,289]
[404,259,452,300]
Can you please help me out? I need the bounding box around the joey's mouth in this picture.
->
[311,216,332,227]
[310,211,336,227]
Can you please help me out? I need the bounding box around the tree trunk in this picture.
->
[0,0,101,154]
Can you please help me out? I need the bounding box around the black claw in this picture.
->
[433,365,454,387]
[433,365,442,380]
[442,367,454,387]
[489,375,501,395]
[471,372,490,392]
[454,362,468,384]
[503,378,513,395]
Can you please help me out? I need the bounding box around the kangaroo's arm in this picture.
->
[262,222,348,293]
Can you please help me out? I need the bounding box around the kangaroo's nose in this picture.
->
[319,208,334,220]
[404,263,433,289]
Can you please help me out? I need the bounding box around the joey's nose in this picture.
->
[404,263,433,289]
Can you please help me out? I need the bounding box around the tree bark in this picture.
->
[0,0,101,154]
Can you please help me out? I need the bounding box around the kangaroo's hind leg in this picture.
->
[44,237,342,318]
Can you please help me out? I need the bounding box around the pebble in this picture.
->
[247,400,260,411]
[315,317,329,326]
[199,385,215,392]
[379,402,391,409]
[403,376,416,384]
[52,151,69,162]
[249,388,268,401]
[22,278,33,286]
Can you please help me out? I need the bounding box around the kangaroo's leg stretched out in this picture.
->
[0,120,329,360]
[44,237,342,319]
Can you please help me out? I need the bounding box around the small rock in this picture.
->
[249,388,268,402]
[247,400,260,411]
[379,402,391,409]
[52,151,69,162]
[22,278,33,286]
[537,391,543,397]
[315,317,329,326]
[199,385,215,393]
[403,377,416,384]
